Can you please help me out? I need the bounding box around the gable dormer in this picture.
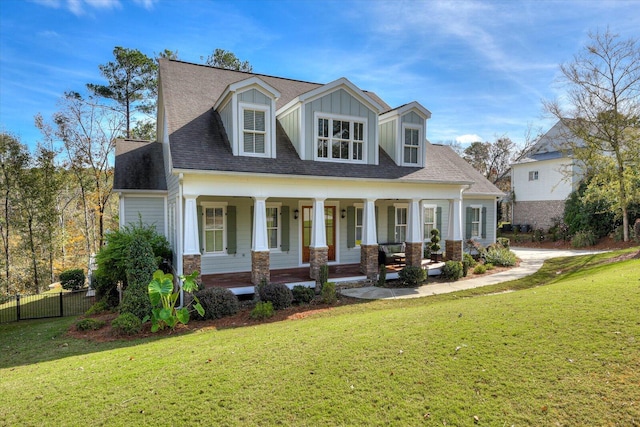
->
[214,77,281,158]
[277,77,383,165]
[378,102,432,168]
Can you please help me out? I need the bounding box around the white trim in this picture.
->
[353,203,364,247]
[214,76,281,111]
[313,112,368,164]
[284,77,383,114]
[379,101,432,122]
[238,102,271,158]
[422,203,437,242]
[393,203,408,243]
[401,123,423,166]
[201,201,228,255]
[266,202,283,252]
[470,204,483,239]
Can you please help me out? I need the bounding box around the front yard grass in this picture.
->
[1,249,638,426]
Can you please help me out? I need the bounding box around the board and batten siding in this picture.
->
[401,111,424,125]
[219,100,233,142]
[123,196,166,236]
[237,88,271,105]
[279,108,301,157]
[303,88,378,164]
[378,120,396,164]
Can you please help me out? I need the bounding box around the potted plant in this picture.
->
[430,228,441,262]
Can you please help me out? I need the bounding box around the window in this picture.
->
[423,205,436,240]
[403,126,420,164]
[239,103,270,157]
[355,206,363,246]
[316,114,366,162]
[470,206,481,238]
[203,204,226,254]
[395,206,407,242]
[528,171,539,181]
[266,204,281,250]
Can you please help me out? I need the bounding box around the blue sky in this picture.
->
[1,0,638,150]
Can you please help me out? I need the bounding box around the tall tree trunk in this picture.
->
[27,218,40,294]
[2,189,10,293]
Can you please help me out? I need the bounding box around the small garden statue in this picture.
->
[430,228,441,262]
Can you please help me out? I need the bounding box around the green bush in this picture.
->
[195,287,240,319]
[532,229,545,242]
[441,261,463,281]
[125,235,157,289]
[571,230,598,248]
[462,253,477,277]
[119,281,152,320]
[473,264,487,274]
[319,264,329,288]
[75,318,106,331]
[564,182,615,239]
[483,246,517,267]
[321,282,337,304]
[259,283,293,310]
[91,275,120,309]
[250,301,274,320]
[485,263,495,270]
[292,285,315,304]
[497,237,510,248]
[85,300,109,316]
[398,266,426,287]
[60,269,85,291]
[111,312,142,336]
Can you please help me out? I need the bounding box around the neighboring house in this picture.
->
[510,120,584,230]
[114,59,503,294]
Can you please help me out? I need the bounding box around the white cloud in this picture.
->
[456,134,483,144]
[32,0,121,16]
[132,0,157,10]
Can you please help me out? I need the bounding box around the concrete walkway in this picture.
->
[340,247,607,300]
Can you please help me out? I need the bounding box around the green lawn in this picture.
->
[1,250,639,426]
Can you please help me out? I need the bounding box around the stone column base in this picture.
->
[309,246,328,282]
[445,240,463,262]
[183,254,201,277]
[251,251,270,285]
[360,244,379,280]
[405,242,423,267]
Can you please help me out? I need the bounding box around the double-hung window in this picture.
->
[395,205,407,242]
[266,204,281,250]
[423,205,436,240]
[403,124,421,165]
[470,206,481,238]
[316,114,366,162]
[203,203,226,254]
[528,171,539,181]
[240,104,269,156]
[355,205,363,246]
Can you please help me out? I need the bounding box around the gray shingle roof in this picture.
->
[114,140,166,191]
[159,59,502,196]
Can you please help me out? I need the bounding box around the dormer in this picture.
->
[277,77,383,165]
[378,102,432,168]
[214,77,281,158]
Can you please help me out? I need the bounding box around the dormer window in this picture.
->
[315,113,366,163]
[402,124,422,165]
[241,105,267,155]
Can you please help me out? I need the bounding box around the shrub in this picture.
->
[462,253,477,277]
[441,261,463,281]
[250,301,274,320]
[473,264,487,274]
[485,263,495,270]
[119,281,152,320]
[292,285,315,304]
[85,300,109,316]
[195,287,240,319]
[75,318,106,331]
[321,282,337,304]
[430,228,441,257]
[60,269,85,291]
[571,230,598,248]
[148,270,203,332]
[319,264,329,288]
[111,312,142,336]
[532,228,545,242]
[497,237,510,249]
[259,282,293,310]
[91,275,119,309]
[398,266,426,287]
[483,246,517,267]
[125,235,157,289]
[377,264,386,286]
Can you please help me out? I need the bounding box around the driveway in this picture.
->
[340,247,608,300]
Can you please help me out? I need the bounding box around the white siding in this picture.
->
[379,120,397,163]
[512,157,575,202]
[280,108,300,157]
[238,88,270,105]
[123,196,166,236]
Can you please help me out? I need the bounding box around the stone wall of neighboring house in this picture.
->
[513,200,565,231]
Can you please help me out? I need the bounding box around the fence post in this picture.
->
[16,294,21,321]
[59,292,64,317]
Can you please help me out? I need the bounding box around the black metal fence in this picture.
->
[0,290,95,324]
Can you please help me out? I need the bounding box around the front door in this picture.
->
[301,205,336,263]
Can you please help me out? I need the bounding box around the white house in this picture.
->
[511,120,584,230]
[114,59,503,294]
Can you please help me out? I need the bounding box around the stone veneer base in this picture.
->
[251,251,270,285]
[445,240,463,262]
[309,246,328,282]
[359,244,379,280]
[405,242,423,267]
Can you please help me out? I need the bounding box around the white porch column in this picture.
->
[310,198,327,248]
[183,196,200,255]
[407,198,422,243]
[361,198,377,245]
[449,191,464,241]
[251,197,269,252]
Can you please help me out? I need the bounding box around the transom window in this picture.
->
[266,205,281,250]
[395,206,407,242]
[403,125,421,165]
[471,206,481,238]
[316,115,365,162]
[528,171,539,181]
[203,204,226,254]
[423,205,436,240]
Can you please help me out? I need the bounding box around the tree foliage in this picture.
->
[201,48,253,72]
[545,28,640,241]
